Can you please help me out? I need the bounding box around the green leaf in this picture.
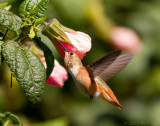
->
[34,36,54,79]
[0,7,22,31]
[0,112,23,126]
[34,17,46,27]
[0,2,8,8]
[29,26,35,39]
[19,0,49,24]
[0,41,4,65]
[4,112,23,126]
[2,40,46,104]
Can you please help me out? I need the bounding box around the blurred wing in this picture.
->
[99,54,133,82]
[86,50,121,76]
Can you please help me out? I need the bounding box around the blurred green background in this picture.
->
[1,0,160,126]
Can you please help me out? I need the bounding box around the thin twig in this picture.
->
[18,36,27,44]
[2,29,9,41]
[11,73,12,88]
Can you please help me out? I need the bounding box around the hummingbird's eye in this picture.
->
[70,52,74,55]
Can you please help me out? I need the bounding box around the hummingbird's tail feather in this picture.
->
[100,88,122,110]
[94,76,122,110]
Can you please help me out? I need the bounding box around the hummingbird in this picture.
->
[56,39,133,109]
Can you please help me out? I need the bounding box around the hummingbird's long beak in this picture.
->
[55,39,68,52]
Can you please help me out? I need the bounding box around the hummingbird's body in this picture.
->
[64,52,97,97]
[64,52,122,108]
[56,40,132,109]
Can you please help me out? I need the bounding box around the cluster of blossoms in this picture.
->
[41,19,141,87]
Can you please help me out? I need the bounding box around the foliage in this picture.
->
[0,0,53,107]
[2,40,46,104]
[0,112,22,126]
[19,0,49,24]
[0,7,22,31]
[0,0,57,124]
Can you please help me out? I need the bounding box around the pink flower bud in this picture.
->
[110,27,141,53]
[42,19,91,59]
[41,57,68,87]
[56,31,91,59]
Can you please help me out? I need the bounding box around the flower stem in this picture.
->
[2,29,9,41]
[3,120,9,126]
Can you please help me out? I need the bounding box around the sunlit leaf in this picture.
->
[0,7,22,31]
[0,2,8,8]
[29,26,35,39]
[2,40,46,104]
[19,0,49,24]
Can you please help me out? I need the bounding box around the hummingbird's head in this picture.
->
[56,39,82,68]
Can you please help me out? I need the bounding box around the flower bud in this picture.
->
[43,19,73,44]
[41,57,68,87]
[110,27,141,53]
[42,19,91,59]
[56,31,91,59]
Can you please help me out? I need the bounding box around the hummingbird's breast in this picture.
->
[68,65,97,96]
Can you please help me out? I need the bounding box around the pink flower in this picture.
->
[42,19,92,59]
[41,57,68,87]
[56,31,91,59]
[110,27,141,52]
